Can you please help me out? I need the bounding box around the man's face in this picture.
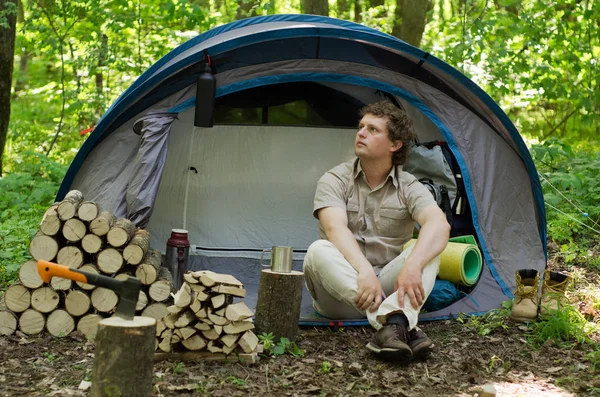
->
[354,113,401,162]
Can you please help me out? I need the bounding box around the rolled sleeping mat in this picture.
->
[404,240,482,286]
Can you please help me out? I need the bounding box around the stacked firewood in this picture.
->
[155,270,259,356]
[0,190,173,339]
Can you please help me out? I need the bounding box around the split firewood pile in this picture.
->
[155,270,259,357]
[0,190,173,339]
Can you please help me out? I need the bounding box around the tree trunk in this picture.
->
[0,0,17,176]
[354,0,362,21]
[392,0,428,47]
[302,0,328,15]
[254,269,304,341]
[337,0,350,19]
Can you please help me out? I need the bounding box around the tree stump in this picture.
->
[90,316,156,397]
[254,269,304,341]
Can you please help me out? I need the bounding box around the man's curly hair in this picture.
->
[359,101,415,166]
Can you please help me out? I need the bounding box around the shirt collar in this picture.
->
[353,158,399,188]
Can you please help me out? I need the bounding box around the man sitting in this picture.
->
[303,101,450,361]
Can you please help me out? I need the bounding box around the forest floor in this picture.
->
[1,252,599,397]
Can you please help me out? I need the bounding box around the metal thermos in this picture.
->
[165,229,190,290]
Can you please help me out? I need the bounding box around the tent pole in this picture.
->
[182,127,196,230]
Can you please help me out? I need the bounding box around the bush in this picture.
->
[0,152,66,289]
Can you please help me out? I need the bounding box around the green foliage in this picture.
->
[319,360,333,374]
[257,333,305,358]
[0,153,66,289]
[172,361,185,374]
[529,138,600,258]
[456,300,511,335]
[526,303,600,348]
[227,375,246,386]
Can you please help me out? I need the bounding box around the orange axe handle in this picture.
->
[37,260,88,284]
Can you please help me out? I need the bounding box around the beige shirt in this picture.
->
[313,158,437,266]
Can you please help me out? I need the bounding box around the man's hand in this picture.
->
[355,269,384,312]
[394,261,425,309]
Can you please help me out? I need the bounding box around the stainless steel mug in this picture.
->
[260,246,293,273]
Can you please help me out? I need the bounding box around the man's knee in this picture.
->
[304,239,336,270]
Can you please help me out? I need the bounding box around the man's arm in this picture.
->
[318,206,384,312]
[395,205,450,309]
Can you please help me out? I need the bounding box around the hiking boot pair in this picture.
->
[510,269,570,322]
[366,324,432,361]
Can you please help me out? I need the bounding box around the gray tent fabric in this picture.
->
[127,113,177,227]
[59,15,547,325]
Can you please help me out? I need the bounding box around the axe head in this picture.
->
[115,276,142,320]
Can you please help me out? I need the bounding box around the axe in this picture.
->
[37,260,141,320]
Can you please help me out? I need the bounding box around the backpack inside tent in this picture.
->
[58,14,547,324]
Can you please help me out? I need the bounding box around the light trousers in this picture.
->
[303,239,440,330]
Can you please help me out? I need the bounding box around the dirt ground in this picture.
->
[1,259,599,396]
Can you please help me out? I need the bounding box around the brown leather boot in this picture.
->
[510,269,540,322]
[539,270,570,316]
[366,324,412,362]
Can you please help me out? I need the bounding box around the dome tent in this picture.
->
[58,14,547,324]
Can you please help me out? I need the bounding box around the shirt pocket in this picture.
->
[378,206,409,237]
[346,202,363,232]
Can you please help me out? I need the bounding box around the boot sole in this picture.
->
[366,342,413,362]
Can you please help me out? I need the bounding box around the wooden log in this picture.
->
[173,282,192,307]
[178,327,196,340]
[158,332,173,352]
[57,190,84,221]
[4,284,31,313]
[62,218,87,242]
[57,245,84,269]
[90,316,156,397]
[220,333,239,348]
[65,290,92,317]
[47,309,75,337]
[0,310,18,336]
[195,270,243,288]
[18,259,44,289]
[18,309,45,335]
[77,313,103,340]
[210,294,227,310]
[181,334,207,351]
[77,201,100,222]
[154,351,259,364]
[135,249,161,285]
[238,331,259,353]
[148,267,173,302]
[174,311,195,328]
[91,288,119,313]
[81,234,104,254]
[194,321,211,331]
[123,229,150,265]
[30,287,60,313]
[40,203,61,236]
[254,269,304,341]
[225,302,254,322]
[141,303,168,321]
[136,290,148,312]
[207,312,229,326]
[76,264,99,290]
[29,233,59,261]
[50,276,72,290]
[201,327,221,341]
[97,248,124,274]
[212,284,246,298]
[207,340,223,353]
[107,218,136,248]
[90,211,115,236]
[223,320,254,335]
